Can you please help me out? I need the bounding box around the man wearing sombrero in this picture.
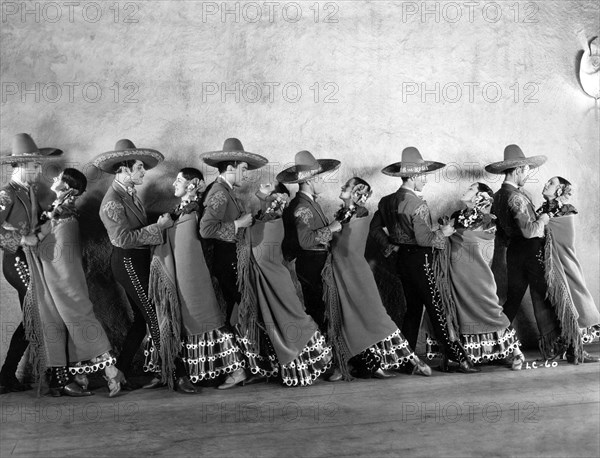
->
[95,140,199,393]
[0,133,62,394]
[279,150,342,334]
[370,147,479,373]
[487,144,568,360]
[199,138,276,389]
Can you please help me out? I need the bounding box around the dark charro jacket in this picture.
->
[0,181,41,253]
[282,192,333,261]
[491,182,545,247]
[369,187,446,257]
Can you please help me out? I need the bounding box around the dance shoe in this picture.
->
[326,367,343,382]
[511,354,525,371]
[217,368,247,390]
[50,382,94,397]
[411,361,432,377]
[104,368,125,398]
[456,359,480,374]
[142,375,167,389]
[373,368,397,379]
[243,373,267,386]
[176,376,201,394]
[567,350,600,365]
[73,373,89,390]
[0,375,32,394]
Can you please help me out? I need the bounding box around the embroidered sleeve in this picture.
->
[102,201,125,223]
[0,190,12,213]
[413,203,446,249]
[200,188,237,242]
[100,199,163,248]
[315,227,333,245]
[294,207,313,225]
[0,189,20,253]
[294,205,331,249]
[508,193,544,239]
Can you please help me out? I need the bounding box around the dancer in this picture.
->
[426,183,524,370]
[22,168,120,396]
[235,182,333,386]
[200,138,277,389]
[486,145,579,361]
[96,139,186,391]
[146,167,245,391]
[370,147,478,373]
[321,177,432,380]
[537,176,599,363]
[0,133,62,394]
[281,150,342,333]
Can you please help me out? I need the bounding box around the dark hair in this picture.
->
[180,167,204,182]
[401,176,411,183]
[272,182,290,196]
[556,176,571,187]
[475,182,494,197]
[62,168,87,195]
[344,176,371,192]
[112,159,138,174]
[217,161,241,174]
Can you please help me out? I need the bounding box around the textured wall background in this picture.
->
[1,1,599,366]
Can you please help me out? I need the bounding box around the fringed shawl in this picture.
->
[324,216,399,380]
[544,216,588,360]
[149,212,224,389]
[446,229,510,335]
[432,241,461,343]
[236,219,316,365]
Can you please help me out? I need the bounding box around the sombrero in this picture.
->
[92,139,164,174]
[484,144,547,174]
[0,133,63,165]
[200,138,268,170]
[276,150,340,184]
[381,147,445,177]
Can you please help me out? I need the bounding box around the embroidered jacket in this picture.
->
[199,177,242,243]
[0,181,41,253]
[282,192,333,260]
[492,182,545,247]
[369,187,446,257]
[99,181,163,249]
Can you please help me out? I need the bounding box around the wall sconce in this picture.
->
[579,36,600,100]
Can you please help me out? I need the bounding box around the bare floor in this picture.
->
[2,345,599,458]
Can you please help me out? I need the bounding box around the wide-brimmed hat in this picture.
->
[200,138,268,170]
[92,139,164,174]
[381,147,445,177]
[0,133,63,165]
[484,144,547,174]
[276,150,341,184]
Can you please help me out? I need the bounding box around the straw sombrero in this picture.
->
[200,138,267,170]
[0,133,63,165]
[276,150,340,184]
[92,139,164,174]
[484,144,547,174]
[381,147,445,177]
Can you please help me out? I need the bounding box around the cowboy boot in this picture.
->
[47,367,93,397]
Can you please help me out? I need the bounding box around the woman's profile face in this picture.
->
[339,183,352,200]
[542,177,561,199]
[460,183,479,203]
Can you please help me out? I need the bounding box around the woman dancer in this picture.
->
[322,177,432,380]
[235,182,332,386]
[145,168,246,391]
[537,177,599,363]
[426,183,524,370]
[23,168,120,396]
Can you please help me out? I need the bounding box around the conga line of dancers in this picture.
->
[0,133,598,396]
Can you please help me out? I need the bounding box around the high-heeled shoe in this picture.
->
[373,368,397,379]
[217,368,248,390]
[411,360,432,377]
[73,373,89,390]
[511,354,525,371]
[326,367,343,382]
[456,359,480,374]
[104,367,124,398]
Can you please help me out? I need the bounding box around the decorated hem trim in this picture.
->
[69,355,116,375]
